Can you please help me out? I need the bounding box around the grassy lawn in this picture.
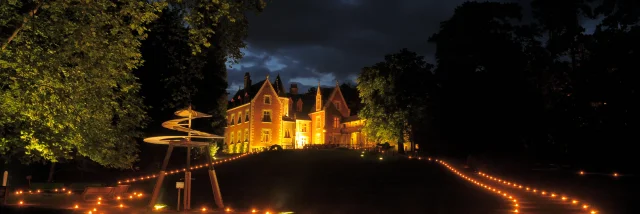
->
[144,149,506,213]
[3,150,510,213]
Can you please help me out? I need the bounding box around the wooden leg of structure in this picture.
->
[148,144,174,209]
[184,146,191,210]
[207,144,224,208]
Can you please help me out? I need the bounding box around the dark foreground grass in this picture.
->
[2,150,508,214]
[166,150,505,214]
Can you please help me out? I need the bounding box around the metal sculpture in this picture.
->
[145,106,225,210]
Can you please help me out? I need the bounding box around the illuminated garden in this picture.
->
[1,0,638,213]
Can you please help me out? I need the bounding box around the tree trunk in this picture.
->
[47,162,56,183]
[1,0,43,51]
[397,130,405,154]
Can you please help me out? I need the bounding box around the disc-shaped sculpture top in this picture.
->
[143,108,224,145]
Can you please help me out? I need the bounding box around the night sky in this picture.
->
[226,0,597,93]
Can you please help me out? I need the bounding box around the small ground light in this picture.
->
[117,196,121,200]
[97,201,101,205]
[226,208,231,212]
[360,154,364,157]
[98,197,102,201]
[583,204,589,209]
[202,207,207,211]
[93,208,97,211]
[74,205,79,209]
[252,209,257,213]
[379,157,383,160]
[613,172,619,177]
[580,171,585,175]
[572,200,578,204]
[120,204,124,208]
[19,201,23,205]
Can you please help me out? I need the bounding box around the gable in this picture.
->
[252,78,282,105]
[324,86,349,112]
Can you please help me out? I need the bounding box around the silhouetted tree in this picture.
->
[357,49,435,154]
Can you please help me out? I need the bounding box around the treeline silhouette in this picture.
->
[414,1,638,171]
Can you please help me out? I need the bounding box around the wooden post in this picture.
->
[148,144,174,209]
[207,144,224,208]
[185,106,193,210]
[177,188,181,211]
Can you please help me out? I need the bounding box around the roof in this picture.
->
[294,111,311,120]
[228,80,265,108]
[310,87,335,113]
[273,74,286,97]
[343,115,361,122]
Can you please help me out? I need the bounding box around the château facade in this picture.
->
[224,72,371,152]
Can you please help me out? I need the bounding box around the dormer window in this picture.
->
[264,95,271,105]
[334,101,341,110]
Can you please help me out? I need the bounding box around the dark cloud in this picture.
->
[228,0,539,93]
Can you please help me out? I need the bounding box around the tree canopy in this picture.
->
[0,0,265,169]
[0,0,162,168]
[357,49,435,153]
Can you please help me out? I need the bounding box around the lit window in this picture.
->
[261,129,271,142]
[237,131,242,143]
[316,116,321,128]
[333,117,340,128]
[302,123,307,132]
[284,129,291,138]
[245,110,249,122]
[264,95,271,105]
[244,129,249,141]
[237,113,242,124]
[230,132,234,144]
[230,114,235,125]
[262,110,271,122]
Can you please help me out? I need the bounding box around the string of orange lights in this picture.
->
[430,158,521,213]
[117,152,258,184]
[475,170,601,214]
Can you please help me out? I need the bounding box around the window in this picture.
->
[262,110,271,122]
[264,95,271,105]
[333,117,340,128]
[237,113,242,124]
[261,129,271,142]
[284,129,291,138]
[230,132,234,144]
[230,114,235,125]
[245,110,249,122]
[237,131,242,143]
[316,116,321,128]
[244,129,249,141]
[334,101,340,110]
[301,123,307,132]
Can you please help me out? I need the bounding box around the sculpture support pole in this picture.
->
[207,143,224,208]
[149,144,174,209]
[185,106,193,210]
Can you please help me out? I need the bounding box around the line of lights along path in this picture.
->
[405,155,602,214]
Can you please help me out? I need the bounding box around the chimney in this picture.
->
[290,83,298,95]
[244,72,252,90]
